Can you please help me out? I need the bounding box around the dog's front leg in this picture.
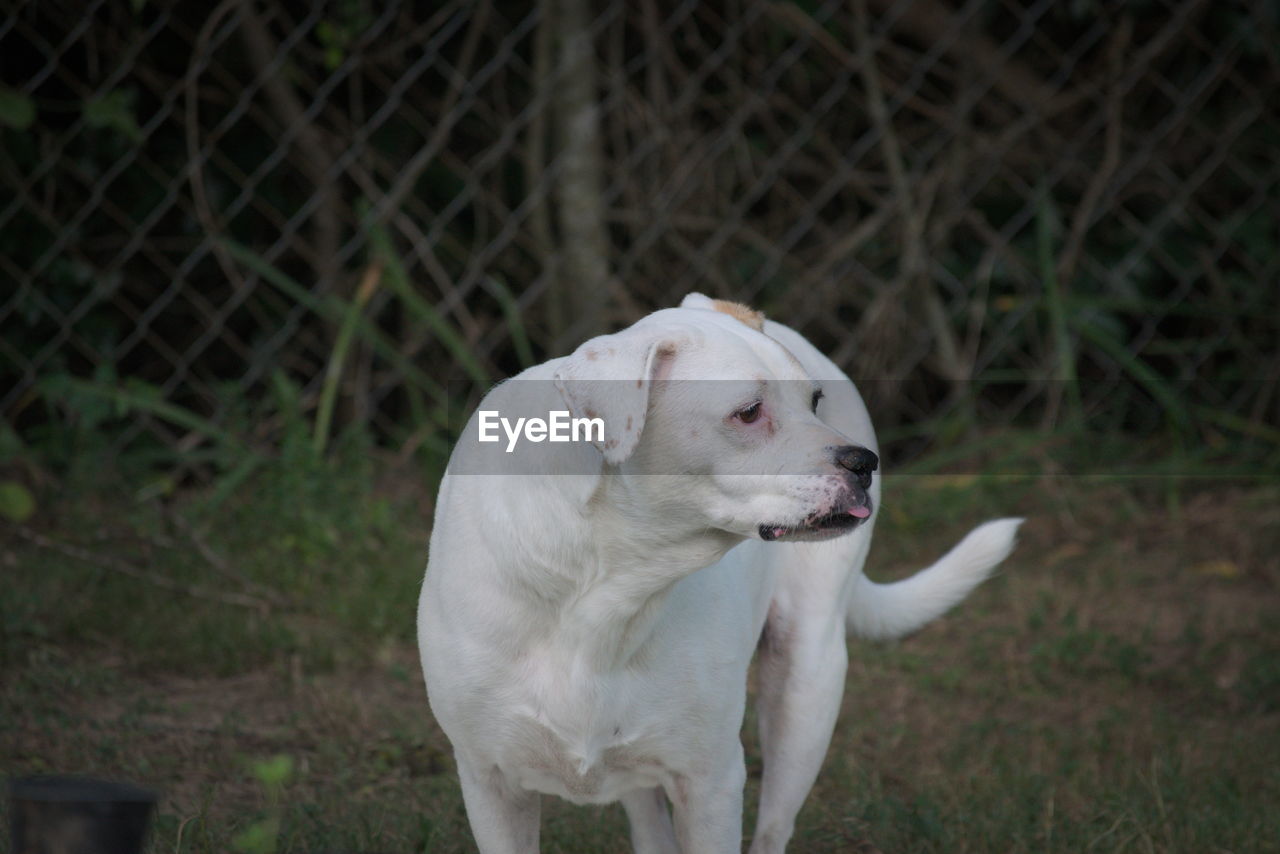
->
[456,757,541,854]
[621,786,680,854]
[666,747,747,854]
[748,607,848,854]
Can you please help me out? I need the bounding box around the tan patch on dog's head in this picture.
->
[709,299,765,332]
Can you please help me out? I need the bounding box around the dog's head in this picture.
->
[553,294,876,543]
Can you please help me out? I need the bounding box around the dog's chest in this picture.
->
[504,719,667,804]
[492,662,690,804]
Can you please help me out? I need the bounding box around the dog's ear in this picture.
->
[554,329,679,465]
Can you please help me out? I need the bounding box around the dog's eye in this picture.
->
[811,388,824,413]
[736,401,763,424]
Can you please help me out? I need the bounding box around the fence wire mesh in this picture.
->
[2,0,1277,472]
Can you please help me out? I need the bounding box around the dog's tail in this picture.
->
[847,518,1024,641]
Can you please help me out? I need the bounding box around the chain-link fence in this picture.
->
[3,0,1277,473]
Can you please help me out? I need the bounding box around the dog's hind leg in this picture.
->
[456,758,541,854]
[747,533,872,854]
[748,595,849,854]
[621,787,679,854]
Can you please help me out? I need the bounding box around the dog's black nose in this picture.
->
[835,446,878,484]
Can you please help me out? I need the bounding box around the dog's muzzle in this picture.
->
[759,446,878,542]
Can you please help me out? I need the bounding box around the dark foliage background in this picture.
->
[2,0,1278,476]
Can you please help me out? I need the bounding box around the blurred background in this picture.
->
[3,0,1277,474]
[2,2,1278,852]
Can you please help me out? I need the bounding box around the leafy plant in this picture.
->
[0,480,36,522]
[233,755,295,854]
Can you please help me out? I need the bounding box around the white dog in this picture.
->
[418,294,1021,853]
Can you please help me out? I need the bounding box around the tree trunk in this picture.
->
[550,0,612,344]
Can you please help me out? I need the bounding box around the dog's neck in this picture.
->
[580,495,741,666]
[482,472,742,670]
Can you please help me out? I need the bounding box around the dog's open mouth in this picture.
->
[758,499,873,542]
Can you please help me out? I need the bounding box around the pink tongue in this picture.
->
[772,527,787,539]
[848,506,871,519]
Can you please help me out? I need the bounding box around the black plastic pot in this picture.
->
[10,776,156,854]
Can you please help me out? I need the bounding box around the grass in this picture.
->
[2,435,1278,853]
[820,477,1280,853]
